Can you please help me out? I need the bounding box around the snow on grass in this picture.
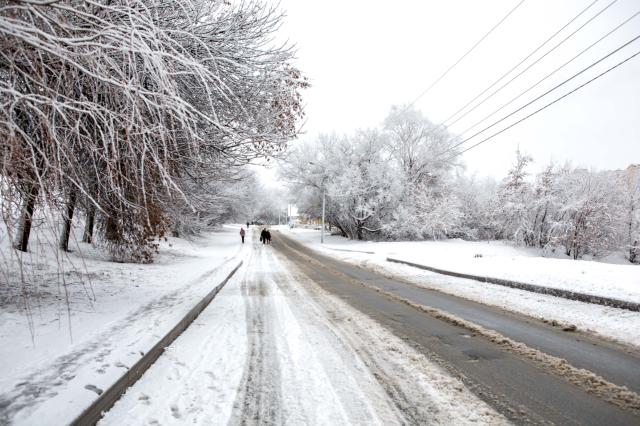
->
[0,223,245,425]
[281,227,640,348]
[283,227,640,303]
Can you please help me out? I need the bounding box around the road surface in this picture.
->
[100,229,640,425]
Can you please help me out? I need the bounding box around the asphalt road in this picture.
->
[273,231,640,426]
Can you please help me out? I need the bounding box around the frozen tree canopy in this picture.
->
[282,106,639,264]
[0,0,307,261]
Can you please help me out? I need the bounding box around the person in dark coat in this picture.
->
[265,229,272,245]
[239,227,245,244]
[260,228,267,244]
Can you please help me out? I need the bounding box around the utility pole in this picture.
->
[321,186,325,244]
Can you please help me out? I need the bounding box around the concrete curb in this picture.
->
[70,260,244,426]
[386,257,640,312]
[324,246,375,255]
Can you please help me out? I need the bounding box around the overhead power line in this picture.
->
[444,0,618,129]
[441,32,640,157]
[441,44,640,162]
[406,0,527,108]
[458,9,640,137]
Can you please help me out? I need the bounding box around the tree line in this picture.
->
[0,0,306,262]
[282,106,639,263]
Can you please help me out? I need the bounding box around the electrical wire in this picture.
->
[441,46,640,162]
[445,0,619,129]
[440,31,640,159]
[406,0,527,108]
[457,9,640,137]
[441,0,603,126]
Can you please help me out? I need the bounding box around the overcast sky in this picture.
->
[268,0,640,181]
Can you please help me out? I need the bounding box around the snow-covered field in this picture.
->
[0,224,244,425]
[100,235,507,425]
[281,227,640,348]
[285,227,640,302]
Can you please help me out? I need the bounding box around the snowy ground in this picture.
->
[0,224,244,425]
[281,227,640,349]
[100,232,507,425]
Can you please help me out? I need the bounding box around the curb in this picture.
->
[70,260,244,426]
[324,246,375,255]
[386,257,640,312]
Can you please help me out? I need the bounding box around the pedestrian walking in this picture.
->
[246,221,250,228]
[261,228,267,244]
[239,227,245,244]
[265,229,272,245]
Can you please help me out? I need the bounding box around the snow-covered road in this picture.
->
[100,230,506,425]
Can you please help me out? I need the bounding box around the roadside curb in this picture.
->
[70,260,244,426]
[324,246,375,255]
[386,257,640,312]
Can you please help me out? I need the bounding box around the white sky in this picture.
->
[267,0,640,181]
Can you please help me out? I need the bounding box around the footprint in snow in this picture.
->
[170,405,181,419]
[84,384,103,395]
[138,394,151,405]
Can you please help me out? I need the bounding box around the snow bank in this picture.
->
[284,228,640,304]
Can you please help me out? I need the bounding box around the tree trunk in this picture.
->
[630,240,638,264]
[629,202,637,263]
[83,207,95,243]
[104,215,120,242]
[15,183,40,252]
[538,206,548,247]
[59,191,77,251]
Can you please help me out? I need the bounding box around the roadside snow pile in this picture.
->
[0,224,244,425]
[284,228,640,303]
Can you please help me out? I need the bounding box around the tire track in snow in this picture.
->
[266,245,501,425]
[230,244,283,426]
[263,249,405,426]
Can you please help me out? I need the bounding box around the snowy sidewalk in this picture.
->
[0,226,245,425]
[100,233,507,425]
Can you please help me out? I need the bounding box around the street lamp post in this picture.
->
[321,186,325,244]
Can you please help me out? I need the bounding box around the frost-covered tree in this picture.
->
[528,162,563,248]
[491,149,534,244]
[281,131,397,240]
[452,174,497,240]
[383,105,456,189]
[550,169,618,259]
[282,106,464,241]
[381,106,462,240]
[0,0,306,261]
[618,164,640,263]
